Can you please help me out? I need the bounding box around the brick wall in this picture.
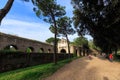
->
[0,52,73,73]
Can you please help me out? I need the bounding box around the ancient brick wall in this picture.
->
[0,52,73,73]
[0,33,53,53]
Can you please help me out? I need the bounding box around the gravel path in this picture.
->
[43,55,120,80]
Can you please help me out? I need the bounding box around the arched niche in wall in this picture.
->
[26,47,34,53]
[39,48,44,53]
[60,49,66,53]
[4,44,18,51]
[48,49,51,53]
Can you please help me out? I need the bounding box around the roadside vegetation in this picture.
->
[0,57,77,80]
[113,51,120,62]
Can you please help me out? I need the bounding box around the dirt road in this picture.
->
[43,55,120,80]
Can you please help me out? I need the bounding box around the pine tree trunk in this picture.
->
[0,0,14,24]
[51,15,57,64]
[54,24,57,64]
[49,7,57,64]
[66,34,70,58]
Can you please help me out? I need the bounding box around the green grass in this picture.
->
[0,58,77,80]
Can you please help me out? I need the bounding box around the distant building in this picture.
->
[57,38,82,56]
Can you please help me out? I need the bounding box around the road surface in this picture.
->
[43,55,120,80]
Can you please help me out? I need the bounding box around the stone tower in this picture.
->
[57,38,75,54]
[57,38,82,56]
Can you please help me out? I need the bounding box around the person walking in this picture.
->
[88,54,92,60]
[109,53,113,62]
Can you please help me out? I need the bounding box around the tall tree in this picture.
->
[32,0,66,64]
[57,16,75,57]
[71,0,120,54]
[0,0,14,24]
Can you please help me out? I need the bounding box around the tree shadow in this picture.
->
[103,76,109,80]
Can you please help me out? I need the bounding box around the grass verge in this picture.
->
[0,57,77,80]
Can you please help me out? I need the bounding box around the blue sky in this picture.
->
[0,0,92,42]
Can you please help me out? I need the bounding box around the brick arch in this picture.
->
[60,49,66,53]
[0,32,54,53]
[26,47,34,53]
[39,48,44,53]
[4,44,18,51]
[48,49,51,53]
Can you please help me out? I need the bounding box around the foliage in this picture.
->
[73,36,88,47]
[26,48,32,53]
[46,37,60,44]
[32,0,66,64]
[88,40,101,50]
[0,58,76,80]
[71,0,120,53]
[32,0,66,23]
[88,40,96,49]
[49,25,56,35]
[38,49,43,53]
[57,16,75,37]
[49,16,75,37]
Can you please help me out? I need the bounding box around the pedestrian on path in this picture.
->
[102,53,106,58]
[109,53,113,62]
[88,54,92,60]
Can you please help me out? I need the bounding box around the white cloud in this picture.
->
[0,18,92,42]
[0,18,54,42]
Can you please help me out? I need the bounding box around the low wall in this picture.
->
[0,52,73,73]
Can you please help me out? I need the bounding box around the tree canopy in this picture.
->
[57,16,75,37]
[73,37,88,47]
[46,37,60,44]
[71,0,120,53]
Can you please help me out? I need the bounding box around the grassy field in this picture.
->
[0,58,76,80]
